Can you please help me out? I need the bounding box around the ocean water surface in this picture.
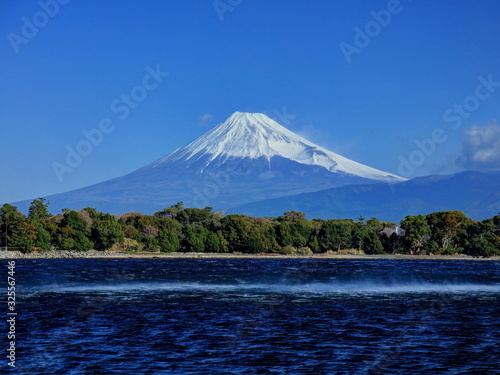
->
[12,258,500,374]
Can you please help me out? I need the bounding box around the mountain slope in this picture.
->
[228,171,500,222]
[150,112,405,181]
[12,112,405,214]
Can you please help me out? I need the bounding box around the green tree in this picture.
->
[365,217,385,233]
[0,204,15,249]
[293,220,313,248]
[176,207,214,226]
[143,236,160,252]
[158,230,180,252]
[352,222,368,250]
[33,221,51,250]
[426,211,468,252]
[318,220,353,252]
[183,224,209,252]
[363,230,384,254]
[276,221,294,247]
[400,215,431,253]
[380,232,401,254]
[54,225,75,250]
[28,198,51,221]
[39,217,59,248]
[277,211,306,222]
[308,235,320,253]
[464,216,500,257]
[467,236,497,257]
[276,220,311,249]
[222,215,279,253]
[122,225,141,240]
[83,207,99,220]
[306,220,322,253]
[61,211,94,251]
[205,231,221,253]
[216,230,229,253]
[91,214,125,250]
[156,218,183,236]
[16,221,37,253]
[0,204,35,252]
[154,202,185,219]
[221,215,254,252]
[251,218,280,253]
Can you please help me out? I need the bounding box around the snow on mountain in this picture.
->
[12,111,407,214]
[150,112,405,182]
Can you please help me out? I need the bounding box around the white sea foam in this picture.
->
[27,281,500,295]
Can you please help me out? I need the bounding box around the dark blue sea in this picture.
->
[9,258,500,374]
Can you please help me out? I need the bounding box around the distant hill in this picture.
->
[228,171,500,222]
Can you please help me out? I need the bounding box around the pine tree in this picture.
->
[28,198,51,221]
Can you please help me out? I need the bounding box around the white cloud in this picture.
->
[198,113,213,127]
[456,122,500,170]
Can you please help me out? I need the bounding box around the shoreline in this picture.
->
[0,250,498,261]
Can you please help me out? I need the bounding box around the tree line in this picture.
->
[0,199,498,257]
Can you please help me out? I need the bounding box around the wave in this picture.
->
[25,281,500,295]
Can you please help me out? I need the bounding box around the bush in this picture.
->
[111,238,143,252]
[297,247,313,256]
[280,245,296,255]
[143,236,160,252]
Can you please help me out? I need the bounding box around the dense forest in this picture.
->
[0,199,499,257]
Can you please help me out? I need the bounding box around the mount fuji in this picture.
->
[14,112,406,214]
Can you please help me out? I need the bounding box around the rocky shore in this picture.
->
[0,250,118,259]
[0,250,498,261]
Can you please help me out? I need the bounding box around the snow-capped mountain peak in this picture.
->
[152,112,405,182]
[14,111,411,214]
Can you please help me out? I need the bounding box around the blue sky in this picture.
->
[1,0,500,204]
